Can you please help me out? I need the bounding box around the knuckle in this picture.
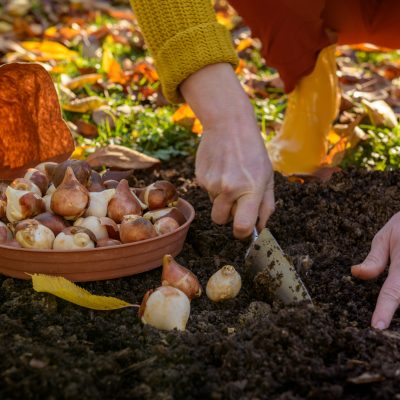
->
[382,282,400,303]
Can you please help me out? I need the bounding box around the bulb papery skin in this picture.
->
[0,198,6,219]
[5,186,44,223]
[161,255,202,300]
[206,265,242,302]
[15,219,55,249]
[46,184,56,195]
[34,212,70,236]
[120,215,156,243]
[74,216,108,241]
[140,181,178,210]
[88,170,105,192]
[0,221,13,243]
[140,286,190,331]
[53,227,95,250]
[85,189,115,218]
[154,217,180,236]
[35,161,58,180]
[24,168,49,195]
[42,194,53,213]
[107,180,142,223]
[143,207,186,226]
[51,167,89,220]
[10,178,42,197]
[97,238,121,247]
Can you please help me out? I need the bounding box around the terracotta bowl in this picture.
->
[0,198,195,282]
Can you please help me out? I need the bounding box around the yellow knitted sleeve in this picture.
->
[130,0,239,103]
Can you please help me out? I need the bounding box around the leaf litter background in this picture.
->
[2,1,400,399]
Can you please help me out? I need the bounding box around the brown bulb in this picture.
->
[34,212,70,236]
[161,254,202,300]
[119,215,156,243]
[51,159,91,188]
[88,170,105,192]
[51,167,89,220]
[154,217,179,235]
[97,238,121,247]
[107,180,142,223]
[24,168,49,195]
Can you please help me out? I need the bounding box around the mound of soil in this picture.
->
[1,158,400,400]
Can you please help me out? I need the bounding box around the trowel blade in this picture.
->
[245,228,312,304]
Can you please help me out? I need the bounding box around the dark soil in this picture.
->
[1,158,400,400]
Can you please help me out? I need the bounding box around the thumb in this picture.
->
[351,229,390,280]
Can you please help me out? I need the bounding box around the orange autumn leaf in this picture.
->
[108,59,128,84]
[172,104,203,135]
[0,63,74,180]
[133,61,159,83]
[236,37,253,52]
[348,43,395,53]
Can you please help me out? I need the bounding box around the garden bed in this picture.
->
[1,158,400,400]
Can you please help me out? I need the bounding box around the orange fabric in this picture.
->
[229,0,400,92]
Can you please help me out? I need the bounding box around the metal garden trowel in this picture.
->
[245,228,312,305]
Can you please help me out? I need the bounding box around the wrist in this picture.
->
[180,63,254,129]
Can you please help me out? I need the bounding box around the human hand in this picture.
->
[351,212,400,329]
[180,63,275,239]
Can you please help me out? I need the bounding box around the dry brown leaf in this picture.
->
[347,372,385,385]
[86,145,160,170]
[0,63,74,180]
[362,99,398,128]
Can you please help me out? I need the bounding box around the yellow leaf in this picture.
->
[65,74,102,90]
[172,104,196,122]
[31,274,134,310]
[21,40,78,61]
[192,118,203,135]
[62,96,107,113]
[236,37,253,52]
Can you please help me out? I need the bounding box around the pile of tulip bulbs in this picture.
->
[0,159,186,250]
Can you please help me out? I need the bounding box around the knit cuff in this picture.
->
[155,22,239,103]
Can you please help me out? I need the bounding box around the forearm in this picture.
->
[180,63,256,130]
[130,0,238,103]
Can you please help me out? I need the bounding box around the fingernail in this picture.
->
[373,320,386,330]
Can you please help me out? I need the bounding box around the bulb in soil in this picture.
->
[139,286,190,331]
[161,255,202,300]
[85,189,115,218]
[53,226,96,250]
[51,167,89,220]
[15,219,55,249]
[206,265,242,302]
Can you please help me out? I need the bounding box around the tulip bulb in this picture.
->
[24,168,49,195]
[10,178,41,197]
[5,186,44,223]
[0,221,13,243]
[139,286,190,331]
[140,181,178,210]
[120,215,156,243]
[51,167,89,220]
[88,170,105,192]
[15,219,55,249]
[50,159,91,188]
[46,184,56,195]
[35,161,58,180]
[34,212,70,236]
[53,226,96,250]
[107,179,142,223]
[206,265,242,302]
[42,193,53,213]
[74,216,109,241]
[85,189,115,218]
[0,194,6,220]
[154,217,180,235]
[161,255,202,300]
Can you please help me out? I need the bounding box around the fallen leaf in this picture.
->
[31,273,134,310]
[75,120,98,138]
[86,144,160,170]
[21,40,78,61]
[362,99,398,128]
[0,63,74,180]
[65,73,102,90]
[172,103,202,134]
[62,96,107,113]
[347,372,385,384]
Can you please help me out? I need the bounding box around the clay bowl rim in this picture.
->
[0,198,195,253]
